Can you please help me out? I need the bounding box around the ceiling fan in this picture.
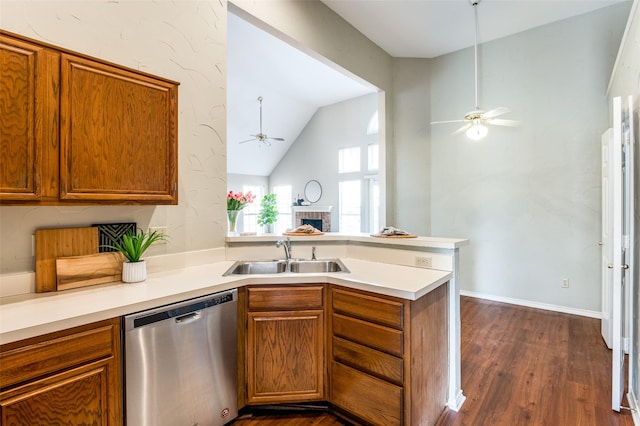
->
[239,96,285,146]
[431,0,519,140]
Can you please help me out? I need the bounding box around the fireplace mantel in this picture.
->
[292,205,333,213]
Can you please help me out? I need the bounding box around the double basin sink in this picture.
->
[223,259,349,276]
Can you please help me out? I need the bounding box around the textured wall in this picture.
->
[430,3,631,312]
[0,0,227,274]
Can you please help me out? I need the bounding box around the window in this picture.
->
[338,145,380,233]
[339,180,361,233]
[242,185,264,233]
[339,147,360,173]
[273,185,292,233]
[368,176,380,233]
[368,144,379,171]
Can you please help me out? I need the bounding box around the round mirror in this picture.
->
[304,180,322,203]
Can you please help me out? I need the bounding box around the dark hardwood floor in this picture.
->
[231,296,635,426]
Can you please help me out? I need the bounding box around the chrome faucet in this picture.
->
[276,238,292,260]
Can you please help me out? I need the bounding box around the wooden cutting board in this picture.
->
[56,252,123,290]
[283,231,324,236]
[35,227,99,292]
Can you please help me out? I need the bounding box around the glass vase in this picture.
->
[227,210,241,235]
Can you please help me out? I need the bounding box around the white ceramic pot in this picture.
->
[122,260,147,283]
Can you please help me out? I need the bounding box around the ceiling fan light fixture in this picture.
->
[466,122,488,141]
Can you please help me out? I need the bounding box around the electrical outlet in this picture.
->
[562,278,569,288]
[415,256,432,268]
[148,226,168,244]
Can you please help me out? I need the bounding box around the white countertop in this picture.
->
[0,258,451,345]
[227,232,469,249]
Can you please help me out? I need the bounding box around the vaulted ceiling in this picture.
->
[227,0,628,176]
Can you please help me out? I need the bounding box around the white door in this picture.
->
[609,95,636,412]
[601,128,614,349]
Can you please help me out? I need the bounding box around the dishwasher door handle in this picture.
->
[174,311,202,324]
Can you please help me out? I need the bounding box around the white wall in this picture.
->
[392,59,432,235]
[269,94,378,231]
[430,3,631,312]
[0,0,227,274]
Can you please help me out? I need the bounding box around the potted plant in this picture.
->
[258,193,279,233]
[104,228,166,283]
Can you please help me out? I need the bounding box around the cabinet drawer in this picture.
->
[331,361,402,426]
[0,318,118,389]
[332,336,402,385]
[332,313,403,357]
[0,359,111,425]
[248,285,323,311]
[332,287,403,329]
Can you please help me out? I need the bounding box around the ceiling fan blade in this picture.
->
[483,107,510,119]
[452,123,472,135]
[239,138,258,144]
[266,137,285,142]
[431,119,466,125]
[487,118,520,127]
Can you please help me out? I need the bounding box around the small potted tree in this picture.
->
[104,228,166,283]
[258,193,279,234]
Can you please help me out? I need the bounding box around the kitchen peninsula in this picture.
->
[0,233,467,425]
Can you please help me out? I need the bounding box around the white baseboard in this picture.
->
[460,290,602,319]
[447,391,466,412]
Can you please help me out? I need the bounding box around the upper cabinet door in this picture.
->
[59,54,178,204]
[0,36,58,201]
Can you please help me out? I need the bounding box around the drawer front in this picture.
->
[332,336,402,385]
[248,285,323,311]
[331,361,402,426]
[332,287,403,329]
[332,313,403,357]
[0,318,118,389]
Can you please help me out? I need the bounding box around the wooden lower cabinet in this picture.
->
[0,318,122,425]
[331,361,403,426]
[240,282,449,425]
[245,285,325,405]
[329,283,449,426]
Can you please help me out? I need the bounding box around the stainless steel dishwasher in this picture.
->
[124,288,238,426]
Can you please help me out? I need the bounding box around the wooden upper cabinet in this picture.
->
[0,35,58,201]
[0,30,178,205]
[59,54,177,203]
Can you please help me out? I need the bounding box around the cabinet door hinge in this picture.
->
[173,182,177,193]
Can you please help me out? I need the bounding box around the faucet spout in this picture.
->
[276,238,292,260]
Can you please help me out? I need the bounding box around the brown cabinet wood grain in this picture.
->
[245,285,325,405]
[329,283,450,426]
[0,30,178,205]
[0,34,58,201]
[0,318,122,425]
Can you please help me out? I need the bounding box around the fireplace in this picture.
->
[302,218,323,231]
[293,206,332,232]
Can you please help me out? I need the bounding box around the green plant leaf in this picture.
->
[101,228,166,262]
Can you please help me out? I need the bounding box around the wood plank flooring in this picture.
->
[231,296,635,426]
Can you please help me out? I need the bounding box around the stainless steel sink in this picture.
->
[289,259,349,273]
[223,260,287,276]
[223,259,349,276]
